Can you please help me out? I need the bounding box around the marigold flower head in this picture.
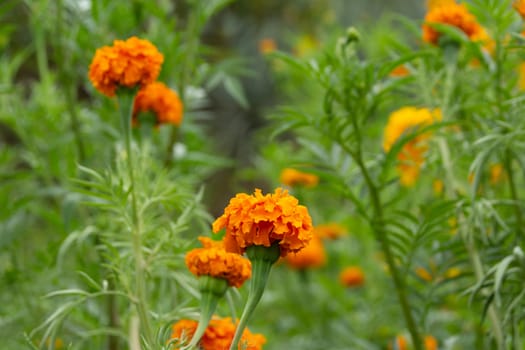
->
[185,237,252,288]
[259,38,277,54]
[280,168,319,188]
[284,234,326,270]
[389,335,408,350]
[383,107,441,187]
[415,266,434,282]
[422,3,491,49]
[489,163,505,185]
[424,335,438,350]
[514,0,525,19]
[339,266,365,287]
[426,0,456,11]
[170,317,266,350]
[389,64,410,78]
[133,82,183,126]
[88,36,164,97]
[314,223,347,240]
[212,188,313,257]
[432,179,444,196]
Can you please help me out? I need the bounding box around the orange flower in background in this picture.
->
[489,163,505,185]
[89,36,164,97]
[133,82,183,126]
[432,179,444,196]
[314,223,347,240]
[389,65,410,78]
[339,266,365,287]
[514,0,525,19]
[424,335,438,350]
[518,63,525,90]
[415,266,433,282]
[422,3,491,49]
[212,188,313,257]
[185,237,251,288]
[426,0,456,10]
[259,38,277,54]
[284,234,326,270]
[389,335,437,350]
[280,168,319,188]
[383,107,441,187]
[170,317,266,350]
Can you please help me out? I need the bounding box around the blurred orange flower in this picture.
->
[383,107,441,187]
[422,3,492,50]
[170,317,266,350]
[89,37,164,97]
[426,0,456,10]
[389,65,410,77]
[514,0,525,19]
[284,234,326,270]
[185,237,251,288]
[389,335,408,350]
[489,163,505,185]
[432,179,444,196]
[339,266,365,287]
[280,168,319,188]
[133,82,183,126]
[212,188,313,257]
[258,38,277,54]
[424,335,438,350]
[415,266,433,282]
[314,223,347,240]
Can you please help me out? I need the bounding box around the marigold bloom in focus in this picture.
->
[133,82,183,126]
[89,36,164,97]
[422,3,492,50]
[383,107,441,187]
[280,168,319,188]
[170,317,266,350]
[212,188,313,257]
[185,237,251,288]
[284,234,326,269]
[314,223,347,240]
[514,0,525,19]
[339,266,365,287]
[258,38,277,54]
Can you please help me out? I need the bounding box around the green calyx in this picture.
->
[245,242,281,264]
[199,275,229,297]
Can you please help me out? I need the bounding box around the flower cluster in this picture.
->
[88,37,164,97]
[212,188,313,257]
[383,107,441,186]
[170,317,266,350]
[422,3,491,49]
[133,82,183,126]
[185,237,252,288]
[279,168,319,188]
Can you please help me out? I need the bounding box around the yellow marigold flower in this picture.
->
[415,266,433,282]
[258,38,277,54]
[383,107,441,187]
[422,3,490,47]
[88,36,164,97]
[514,0,525,19]
[489,163,505,185]
[185,237,252,288]
[389,64,410,77]
[314,223,347,240]
[133,82,183,126]
[445,267,461,279]
[212,188,313,257]
[339,266,365,287]
[280,168,319,188]
[170,317,266,350]
[432,179,444,196]
[284,234,326,270]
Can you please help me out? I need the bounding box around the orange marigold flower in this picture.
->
[170,317,266,350]
[314,223,347,240]
[258,38,277,54]
[339,266,365,287]
[422,3,491,48]
[212,188,313,257]
[389,64,410,77]
[284,234,326,270]
[426,0,456,10]
[389,335,408,350]
[185,237,252,288]
[133,82,183,126]
[415,266,433,282]
[88,36,164,97]
[280,168,319,188]
[489,163,505,185]
[514,0,525,19]
[383,107,441,187]
[424,335,438,350]
[432,179,444,196]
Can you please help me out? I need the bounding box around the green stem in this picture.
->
[229,245,279,350]
[355,156,423,350]
[118,90,154,347]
